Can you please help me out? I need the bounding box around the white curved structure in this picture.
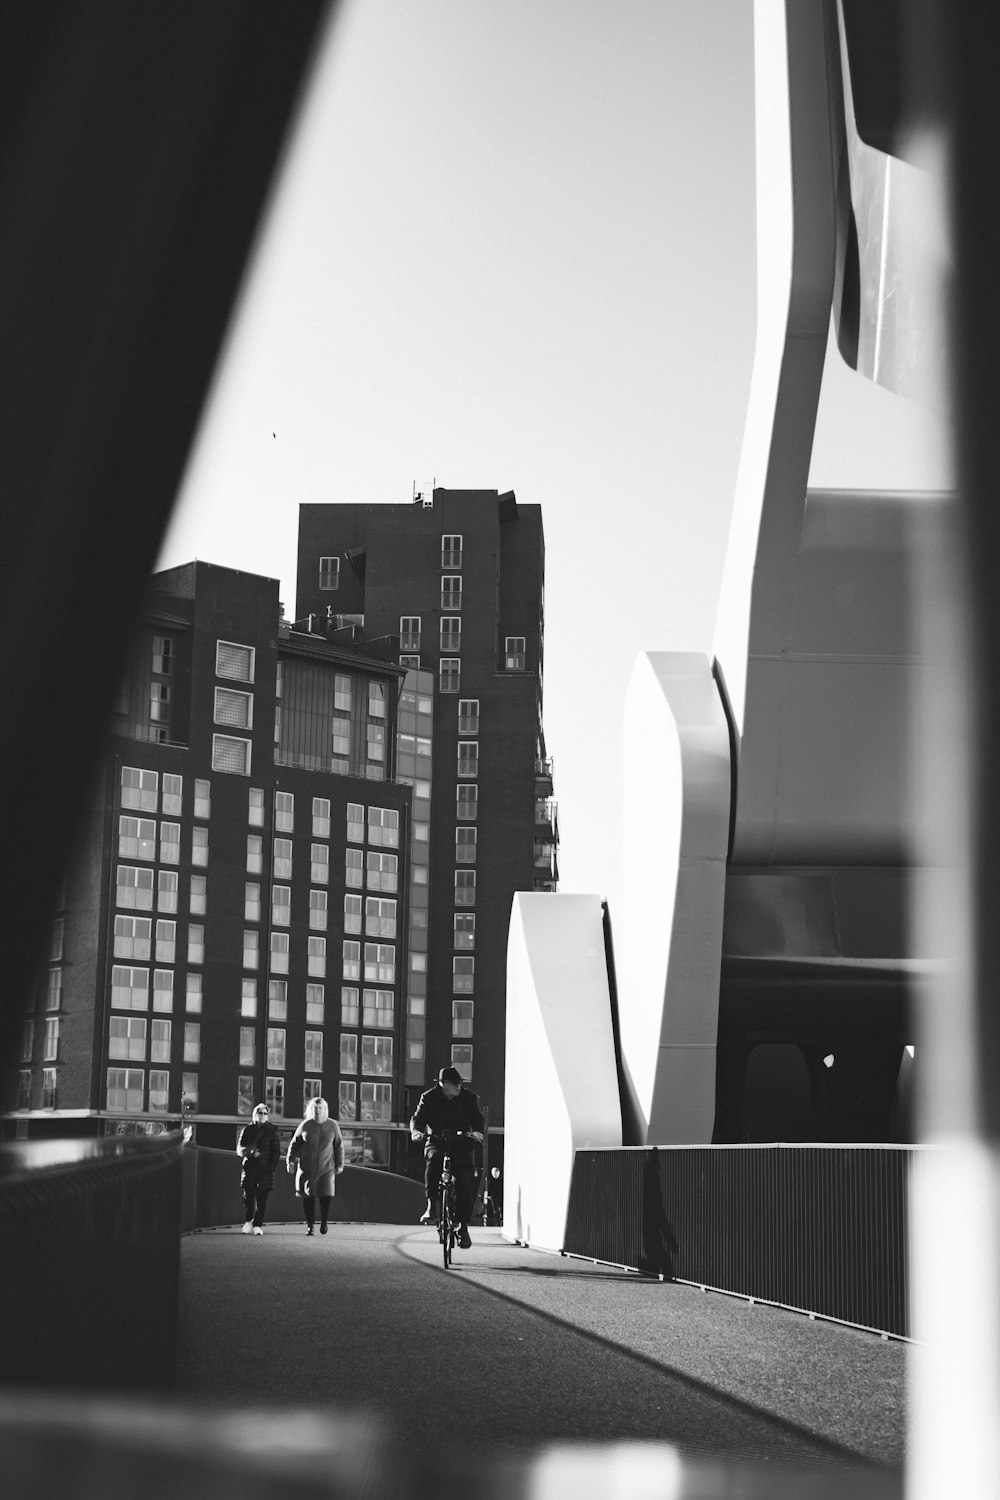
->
[617,653,731,1144]
[503,894,621,1251]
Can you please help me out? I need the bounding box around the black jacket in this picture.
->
[237,1121,281,1190]
[411,1085,485,1166]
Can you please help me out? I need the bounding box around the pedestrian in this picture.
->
[286,1096,344,1235]
[236,1102,281,1236]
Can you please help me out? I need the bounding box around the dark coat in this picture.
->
[410,1084,485,1167]
[236,1121,281,1191]
[287,1116,344,1198]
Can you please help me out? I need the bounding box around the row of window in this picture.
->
[122,768,210,818]
[21,1018,60,1062]
[399,641,526,680]
[109,1016,201,1063]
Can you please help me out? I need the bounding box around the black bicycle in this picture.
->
[428,1128,472,1269]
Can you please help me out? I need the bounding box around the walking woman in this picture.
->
[286,1096,344,1235]
[236,1103,281,1235]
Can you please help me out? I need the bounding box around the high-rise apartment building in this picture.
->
[295,488,558,1134]
[8,562,414,1159]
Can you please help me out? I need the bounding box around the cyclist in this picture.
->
[410,1065,484,1249]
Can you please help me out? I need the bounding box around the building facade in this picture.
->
[9,562,413,1160]
[295,488,558,1135]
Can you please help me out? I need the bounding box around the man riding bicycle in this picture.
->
[410,1065,484,1249]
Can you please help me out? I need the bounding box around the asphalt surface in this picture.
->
[176,1221,907,1483]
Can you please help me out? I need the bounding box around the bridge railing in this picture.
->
[0,1131,183,1390]
[564,1143,924,1338]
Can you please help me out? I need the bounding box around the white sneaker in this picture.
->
[241,1222,253,1234]
[253,1227,263,1236]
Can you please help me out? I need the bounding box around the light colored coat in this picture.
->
[288,1116,344,1199]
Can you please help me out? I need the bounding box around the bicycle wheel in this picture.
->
[440,1192,452,1269]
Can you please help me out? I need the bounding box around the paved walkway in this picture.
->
[177,1221,907,1484]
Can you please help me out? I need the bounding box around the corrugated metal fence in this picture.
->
[564,1145,919,1337]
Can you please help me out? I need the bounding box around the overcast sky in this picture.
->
[158,0,950,912]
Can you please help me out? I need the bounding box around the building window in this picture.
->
[453,956,475,994]
[345,848,363,888]
[43,1017,60,1061]
[121,767,158,812]
[215,687,253,730]
[340,1033,358,1073]
[441,534,462,569]
[347,803,364,843]
[265,1076,284,1116]
[368,681,386,720]
[451,1045,473,1072]
[400,654,420,668]
[186,974,203,1013]
[195,779,212,819]
[237,1076,255,1116]
[305,1031,324,1073]
[441,575,462,610]
[149,1071,170,1113]
[273,838,292,879]
[440,617,461,652]
[455,828,477,863]
[117,865,154,911]
[319,556,340,590]
[339,1081,357,1120]
[109,1015,147,1061]
[275,791,294,832]
[41,1070,58,1110]
[212,734,251,775]
[309,890,328,931]
[152,636,173,676]
[248,787,264,826]
[150,1019,172,1063]
[505,636,526,670]
[149,681,171,726]
[306,984,325,1025]
[333,673,352,713]
[189,874,207,915]
[362,989,394,1028]
[452,1000,474,1037]
[268,980,287,1020]
[49,917,65,963]
[454,871,476,906]
[272,885,291,926]
[247,835,263,874]
[457,741,479,777]
[366,852,398,891]
[153,970,173,1012]
[18,1071,31,1110]
[360,1082,392,1122]
[243,929,259,969]
[216,641,255,683]
[456,784,478,820]
[439,659,460,693]
[181,1022,200,1065]
[368,806,399,847]
[188,924,205,965]
[111,966,149,1010]
[400,616,420,651]
[364,943,395,984]
[454,914,475,950]
[366,721,385,769]
[162,773,183,816]
[361,1035,393,1076]
[308,937,327,978]
[266,1028,286,1070]
[158,870,178,913]
[160,822,180,864]
[107,1068,144,1112]
[119,816,156,861]
[155,919,176,964]
[114,915,151,961]
[343,942,361,981]
[365,898,396,938]
[303,843,327,886]
[458,699,479,734]
[192,827,209,867]
[341,988,360,1027]
[303,1077,322,1112]
[270,932,290,974]
[312,797,331,837]
[46,968,62,1010]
